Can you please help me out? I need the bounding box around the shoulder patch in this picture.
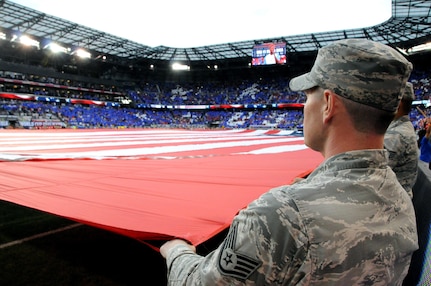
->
[217,224,261,280]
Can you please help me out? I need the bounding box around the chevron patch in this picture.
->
[217,224,261,280]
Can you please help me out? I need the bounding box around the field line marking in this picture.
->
[0,223,82,249]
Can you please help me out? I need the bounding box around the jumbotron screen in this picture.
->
[251,42,287,66]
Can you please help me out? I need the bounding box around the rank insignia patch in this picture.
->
[217,224,261,280]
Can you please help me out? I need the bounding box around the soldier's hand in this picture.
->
[160,239,196,259]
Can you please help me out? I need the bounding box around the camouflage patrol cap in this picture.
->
[289,39,413,112]
[402,82,415,101]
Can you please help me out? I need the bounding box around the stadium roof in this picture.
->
[0,0,430,62]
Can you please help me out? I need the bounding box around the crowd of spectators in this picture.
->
[0,69,429,132]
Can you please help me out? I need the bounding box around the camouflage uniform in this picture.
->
[166,150,418,285]
[384,115,418,198]
[163,39,419,285]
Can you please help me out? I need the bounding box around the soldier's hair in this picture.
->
[399,97,414,115]
[339,95,395,135]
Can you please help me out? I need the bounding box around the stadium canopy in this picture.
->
[0,0,430,62]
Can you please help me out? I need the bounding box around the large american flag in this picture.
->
[0,128,323,246]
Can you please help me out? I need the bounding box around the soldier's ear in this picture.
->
[322,89,335,124]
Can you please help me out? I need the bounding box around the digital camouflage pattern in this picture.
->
[289,39,413,112]
[384,81,418,198]
[384,115,418,198]
[165,150,418,285]
[401,82,415,101]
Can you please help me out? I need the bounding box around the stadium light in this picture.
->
[409,42,431,53]
[18,35,40,49]
[397,42,431,55]
[44,42,70,54]
[95,54,107,61]
[172,63,190,71]
[72,48,91,59]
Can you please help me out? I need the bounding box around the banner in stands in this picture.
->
[0,129,323,247]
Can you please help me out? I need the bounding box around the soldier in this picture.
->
[384,82,418,198]
[160,39,418,285]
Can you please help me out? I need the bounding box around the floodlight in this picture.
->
[409,42,431,53]
[72,48,91,59]
[44,42,69,54]
[19,35,40,49]
[172,63,190,71]
[398,42,431,55]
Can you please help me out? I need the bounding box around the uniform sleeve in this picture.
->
[384,131,402,169]
[165,188,309,285]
